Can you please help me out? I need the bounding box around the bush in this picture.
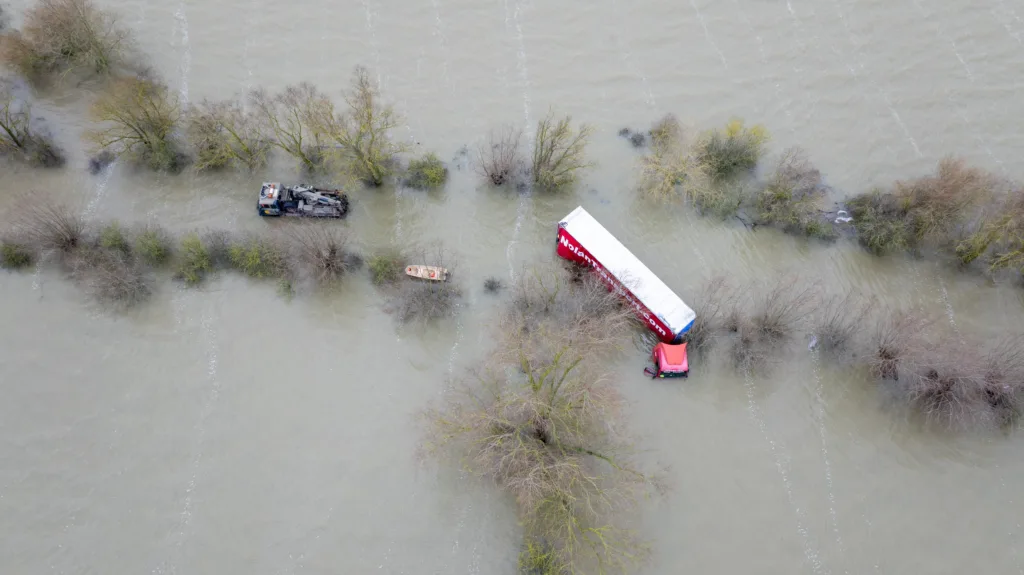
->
[227,234,289,279]
[185,97,269,172]
[1,241,33,269]
[288,224,355,284]
[811,291,869,356]
[0,79,65,167]
[956,187,1024,272]
[133,225,172,266]
[531,110,593,192]
[68,247,149,306]
[867,309,932,381]
[405,152,448,189]
[694,118,769,181]
[848,157,996,255]
[309,66,407,186]
[757,147,835,239]
[0,0,133,84]
[89,75,184,172]
[17,202,84,253]
[682,275,733,353]
[483,276,503,293]
[368,247,404,286]
[98,221,130,254]
[476,125,523,186]
[727,274,818,371]
[175,233,211,286]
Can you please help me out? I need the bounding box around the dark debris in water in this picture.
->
[618,127,647,148]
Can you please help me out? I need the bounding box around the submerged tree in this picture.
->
[531,110,593,192]
[309,66,406,186]
[476,124,524,186]
[185,97,269,171]
[89,75,184,171]
[0,0,133,84]
[250,83,328,173]
[0,79,64,166]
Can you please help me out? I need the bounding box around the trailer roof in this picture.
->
[559,206,696,333]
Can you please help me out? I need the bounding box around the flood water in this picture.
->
[3,0,1024,573]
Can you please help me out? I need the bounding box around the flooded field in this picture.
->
[2,0,1024,573]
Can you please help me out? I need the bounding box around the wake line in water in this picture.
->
[608,0,656,108]
[174,3,191,104]
[744,372,828,575]
[689,0,728,69]
[727,0,794,126]
[503,0,533,282]
[809,348,849,573]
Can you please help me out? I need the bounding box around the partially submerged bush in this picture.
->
[811,291,869,357]
[405,152,448,189]
[867,309,932,381]
[288,224,356,284]
[309,66,407,186]
[368,247,404,286]
[682,275,733,353]
[694,118,769,182]
[531,111,592,192]
[250,83,327,173]
[175,233,211,286]
[17,202,83,253]
[227,233,289,279]
[483,276,503,293]
[727,274,818,371]
[757,147,834,239]
[0,80,65,167]
[848,157,996,255]
[185,97,269,172]
[955,187,1024,273]
[133,225,172,266]
[0,0,133,83]
[98,221,129,254]
[89,75,185,171]
[70,247,149,306]
[1,241,33,269]
[476,125,523,186]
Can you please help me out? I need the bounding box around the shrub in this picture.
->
[68,247,149,306]
[227,234,289,279]
[531,110,593,192]
[98,221,130,254]
[694,118,769,181]
[89,75,184,172]
[309,66,407,186]
[133,225,172,266]
[185,97,269,172]
[0,79,65,167]
[405,152,448,189]
[848,157,996,255]
[727,274,818,371]
[1,241,33,269]
[682,275,733,353]
[811,291,869,356]
[956,187,1024,272]
[476,125,523,186]
[368,247,404,286]
[867,309,932,381]
[250,83,327,173]
[17,202,83,253]
[175,233,211,286]
[0,0,132,83]
[288,224,355,284]
[483,276,503,293]
[757,147,835,239]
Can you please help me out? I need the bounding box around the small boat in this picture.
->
[405,265,448,282]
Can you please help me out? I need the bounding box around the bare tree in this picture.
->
[0,79,64,166]
[288,224,357,284]
[185,97,269,171]
[476,125,523,186]
[308,66,406,186]
[89,75,183,171]
[531,110,593,192]
[250,83,327,173]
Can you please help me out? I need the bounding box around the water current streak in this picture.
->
[503,0,532,282]
[744,371,828,575]
[809,348,848,572]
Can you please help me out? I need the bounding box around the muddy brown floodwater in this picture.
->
[3,0,1024,573]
